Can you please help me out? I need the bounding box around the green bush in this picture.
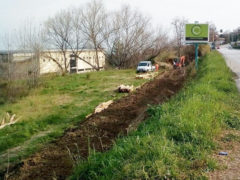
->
[199,45,211,56]
[0,80,30,104]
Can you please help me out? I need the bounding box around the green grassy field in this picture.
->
[70,51,240,179]
[0,70,147,169]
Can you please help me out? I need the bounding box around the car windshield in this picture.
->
[138,63,148,66]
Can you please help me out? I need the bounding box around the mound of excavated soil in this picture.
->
[6,68,189,180]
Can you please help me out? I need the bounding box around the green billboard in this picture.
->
[185,24,209,43]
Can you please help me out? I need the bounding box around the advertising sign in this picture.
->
[185,24,209,43]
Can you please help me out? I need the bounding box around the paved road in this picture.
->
[218,45,240,91]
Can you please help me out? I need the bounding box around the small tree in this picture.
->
[1,33,14,84]
[171,17,188,57]
[16,21,43,87]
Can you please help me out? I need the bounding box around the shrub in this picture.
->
[199,45,211,56]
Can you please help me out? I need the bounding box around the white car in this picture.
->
[136,61,155,73]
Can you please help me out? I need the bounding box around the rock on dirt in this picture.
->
[117,84,134,93]
[94,100,113,113]
[136,73,156,79]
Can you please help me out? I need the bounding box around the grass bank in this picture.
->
[70,51,240,179]
[0,70,147,169]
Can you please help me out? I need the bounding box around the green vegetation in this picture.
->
[70,51,240,179]
[0,77,34,105]
[0,70,147,168]
[199,44,211,56]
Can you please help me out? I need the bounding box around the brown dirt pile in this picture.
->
[6,68,190,180]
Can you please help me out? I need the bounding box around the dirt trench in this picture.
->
[5,68,190,180]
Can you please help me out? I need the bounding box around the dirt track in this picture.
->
[6,68,190,180]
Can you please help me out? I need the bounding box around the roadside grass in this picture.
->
[70,51,240,179]
[0,69,147,169]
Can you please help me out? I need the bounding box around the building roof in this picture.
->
[12,56,32,62]
[0,48,104,55]
[0,50,33,55]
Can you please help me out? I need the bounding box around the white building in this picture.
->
[0,49,106,78]
[40,49,105,74]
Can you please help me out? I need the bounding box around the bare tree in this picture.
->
[140,28,169,62]
[44,10,72,75]
[104,6,168,68]
[1,33,15,82]
[229,27,240,42]
[80,0,107,71]
[16,21,43,87]
[0,22,44,102]
[171,17,188,57]
[0,33,24,100]
[67,7,103,71]
[39,1,170,72]
[0,34,12,102]
[105,6,152,68]
[43,4,107,74]
[208,23,217,42]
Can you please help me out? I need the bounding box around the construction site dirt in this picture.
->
[5,67,192,180]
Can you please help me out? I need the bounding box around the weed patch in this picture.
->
[70,51,240,179]
[0,69,147,171]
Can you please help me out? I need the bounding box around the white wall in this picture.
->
[77,51,105,72]
[39,50,105,74]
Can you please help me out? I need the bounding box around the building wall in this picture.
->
[0,52,39,80]
[39,50,105,74]
[40,52,65,74]
[0,50,105,77]
[77,51,105,72]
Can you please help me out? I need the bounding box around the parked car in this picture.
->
[210,42,215,50]
[136,61,155,73]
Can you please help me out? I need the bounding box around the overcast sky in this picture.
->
[0,0,239,43]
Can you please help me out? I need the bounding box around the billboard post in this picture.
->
[185,23,209,69]
[195,43,199,69]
